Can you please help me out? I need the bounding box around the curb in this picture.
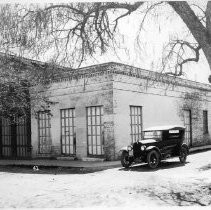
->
[0,159,121,169]
[189,145,211,153]
[0,145,210,169]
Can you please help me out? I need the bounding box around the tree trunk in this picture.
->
[169,1,211,77]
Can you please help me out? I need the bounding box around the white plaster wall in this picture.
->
[31,69,211,159]
[113,89,182,153]
[31,74,113,159]
[113,74,211,153]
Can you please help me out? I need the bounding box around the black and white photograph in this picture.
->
[0,0,211,208]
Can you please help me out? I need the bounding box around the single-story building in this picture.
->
[0,61,211,160]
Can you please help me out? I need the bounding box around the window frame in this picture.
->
[60,108,76,156]
[183,109,192,147]
[37,110,52,154]
[130,106,143,143]
[203,110,208,134]
[86,106,104,157]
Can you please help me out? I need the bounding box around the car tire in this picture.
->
[179,146,188,164]
[147,150,160,169]
[121,151,132,168]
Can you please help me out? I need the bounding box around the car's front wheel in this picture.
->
[147,150,160,169]
[121,151,132,168]
[179,146,188,163]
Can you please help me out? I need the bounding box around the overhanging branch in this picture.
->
[164,40,201,76]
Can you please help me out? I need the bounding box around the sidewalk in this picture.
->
[0,144,210,169]
[0,158,121,169]
[189,144,211,153]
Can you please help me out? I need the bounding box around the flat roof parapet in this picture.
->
[63,62,211,91]
[0,53,210,91]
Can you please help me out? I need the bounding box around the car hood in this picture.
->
[139,139,157,144]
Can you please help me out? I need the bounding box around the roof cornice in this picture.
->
[0,53,210,91]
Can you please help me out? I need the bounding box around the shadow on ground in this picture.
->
[198,164,211,171]
[119,160,189,172]
[0,165,108,174]
[134,183,211,206]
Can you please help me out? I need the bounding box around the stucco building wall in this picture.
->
[30,62,211,160]
[31,73,114,159]
[112,73,211,157]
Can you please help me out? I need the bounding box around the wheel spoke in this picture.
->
[121,151,131,168]
[148,151,159,168]
[179,147,187,163]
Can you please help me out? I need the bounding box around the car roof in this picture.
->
[143,125,185,131]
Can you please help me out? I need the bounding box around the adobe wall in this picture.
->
[30,62,211,160]
[31,73,115,159]
[113,73,211,157]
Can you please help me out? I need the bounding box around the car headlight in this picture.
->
[127,145,133,151]
[141,145,146,151]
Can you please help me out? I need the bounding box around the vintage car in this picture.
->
[120,125,189,169]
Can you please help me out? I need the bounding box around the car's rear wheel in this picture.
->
[179,146,188,163]
[147,150,160,169]
[121,151,132,168]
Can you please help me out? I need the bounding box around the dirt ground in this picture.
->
[0,150,211,208]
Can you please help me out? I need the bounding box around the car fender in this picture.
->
[145,146,161,156]
[181,143,189,154]
[120,146,129,152]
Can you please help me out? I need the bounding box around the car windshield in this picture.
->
[143,130,162,140]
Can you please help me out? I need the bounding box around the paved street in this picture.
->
[0,150,211,208]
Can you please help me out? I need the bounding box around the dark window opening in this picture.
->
[0,116,31,158]
[203,110,208,134]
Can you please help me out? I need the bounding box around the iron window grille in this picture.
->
[16,117,28,157]
[37,111,52,154]
[86,106,104,156]
[130,106,143,143]
[60,108,76,155]
[0,117,12,157]
[203,110,208,134]
[0,116,30,158]
[184,109,192,146]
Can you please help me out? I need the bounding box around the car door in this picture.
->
[160,130,178,155]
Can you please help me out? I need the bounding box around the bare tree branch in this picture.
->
[163,40,201,76]
[1,1,211,83]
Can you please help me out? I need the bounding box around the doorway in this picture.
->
[0,116,31,159]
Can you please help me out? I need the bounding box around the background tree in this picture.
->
[0,1,211,80]
[0,1,211,119]
[0,53,65,120]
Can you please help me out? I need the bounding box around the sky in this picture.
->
[80,1,211,84]
[0,0,210,84]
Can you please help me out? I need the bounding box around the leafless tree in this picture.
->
[1,1,211,118]
[0,2,211,78]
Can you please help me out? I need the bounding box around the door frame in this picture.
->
[0,116,31,159]
[60,108,76,156]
